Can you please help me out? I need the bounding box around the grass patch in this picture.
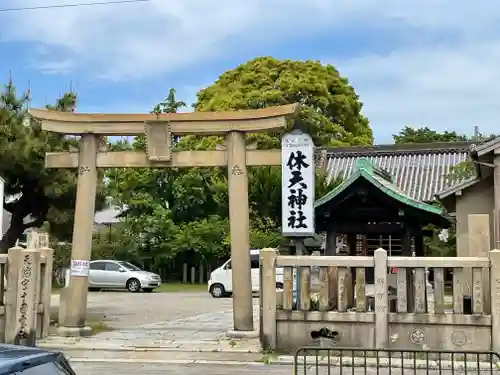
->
[49,314,114,336]
[155,283,207,293]
[258,351,279,365]
[258,355,275,365]
[51,285,61,294]
[87,320,114,335]
[444,284,453,296]
[51,283,206,294]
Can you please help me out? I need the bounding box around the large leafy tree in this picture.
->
[105,89,231,266]
[194,57,373,148]
[107,58,359,266]
[187,57,355,226]
[0,78,105,252]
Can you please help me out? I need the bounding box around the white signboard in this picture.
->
[71,259,90,277]
[281,130,315,237]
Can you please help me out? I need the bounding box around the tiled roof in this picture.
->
[317,158,448,218]
[434,177,479,199]
[322,142,474,202]
[471,136,500,157]
[436,136,500,199]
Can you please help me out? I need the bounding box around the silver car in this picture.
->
[88,260,161,293]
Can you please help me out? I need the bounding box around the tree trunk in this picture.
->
[0,215,26,254]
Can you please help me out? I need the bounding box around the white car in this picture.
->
[208,249,284,298]
[88,260,161,293]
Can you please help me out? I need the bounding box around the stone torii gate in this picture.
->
[29,104,299,336]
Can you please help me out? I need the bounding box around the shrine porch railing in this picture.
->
[260,248,500,353]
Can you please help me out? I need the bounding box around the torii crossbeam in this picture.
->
[30,104,299,336]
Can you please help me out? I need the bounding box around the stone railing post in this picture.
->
[260,248,277,350]
[27,231,53,338]
[374,248,389,349]
[468,214,491,313]
[38,234,53,338]
[490,249,500,353]
[5,246,40,346]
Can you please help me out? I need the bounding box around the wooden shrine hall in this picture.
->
[314,158,452,298]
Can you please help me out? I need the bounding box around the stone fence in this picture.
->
[260,247,500,353]
[1,232,53,345]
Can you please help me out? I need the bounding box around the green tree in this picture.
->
[152,88,186,115]
[393,126,493,182]
[0,78,105,252]
[107,86,349,265]
[393,126,468,144]
[187,56,362,227]
[425,225,457,257]
[194,57,373,148]
[105,89,228,264]
[446,160,476,183]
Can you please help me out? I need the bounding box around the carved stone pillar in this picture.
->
[6,247,40,346]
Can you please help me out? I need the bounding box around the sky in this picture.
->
[1,0,499,144]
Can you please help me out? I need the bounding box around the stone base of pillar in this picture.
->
[226,329,259,339]
[57,325,93,337]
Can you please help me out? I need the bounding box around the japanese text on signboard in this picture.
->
[286,151,309,229]
[281,131,315,236]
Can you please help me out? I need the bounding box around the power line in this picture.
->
[0,0,150,13]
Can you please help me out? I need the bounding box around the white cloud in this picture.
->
[3,0,495,80]
[334,38,500,142]
[2,0,500,142]
[33,59,74,75]
[1,0,307,80]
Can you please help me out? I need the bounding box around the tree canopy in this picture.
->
[393,125,495,182]
[393,126,469,144]
[0,78,105,252]
[195,57,373,148]
[102,58,369,267]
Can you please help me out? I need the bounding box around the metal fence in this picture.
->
[294,347,500,375]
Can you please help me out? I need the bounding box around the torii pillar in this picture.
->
[30,104,299,336]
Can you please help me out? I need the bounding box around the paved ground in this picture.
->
[49,291,260,344]
[69,362,393,375]
[49,290,496,375]
[46,290,455,348]
[53,290,248,329]
[71,361,492,375]
[71,362,287,375]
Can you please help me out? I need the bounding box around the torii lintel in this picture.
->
[29,104,299,168]
[28,103,300,135]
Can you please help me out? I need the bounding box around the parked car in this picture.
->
[88,260,161,293]
[208,249,284,298]
[0,343,75,375]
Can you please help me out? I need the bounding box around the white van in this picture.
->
[208,249,284,298]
